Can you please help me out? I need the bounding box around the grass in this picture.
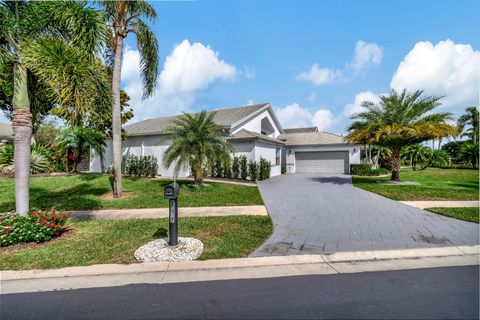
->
[426,207,479,223]
[0,174,263,211]
[0,215,273,270]
[352,168,479,201]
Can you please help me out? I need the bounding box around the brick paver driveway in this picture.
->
[252,173,479,256]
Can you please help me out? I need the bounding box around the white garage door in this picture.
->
[295,151,349,174]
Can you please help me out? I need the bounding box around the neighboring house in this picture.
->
[90,103,360,176]
[0,123,13,143]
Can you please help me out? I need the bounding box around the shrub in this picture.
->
[0,210,71,247]
[0,143,14,164]
[258,157,271,180]
[239,155,248,180]
[121,154,158,177]
[231,156,240,179]
[248,160,258,181]
[350,164,372,175]
[212,159,223,178]
[223,158,232,178]
[351,164,389,176]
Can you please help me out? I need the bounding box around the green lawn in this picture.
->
[426,207,479,223]
[0,174,263,211]
[352,168,479,201]
[0,215,273,270]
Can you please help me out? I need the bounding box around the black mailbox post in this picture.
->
[164,182,180,246]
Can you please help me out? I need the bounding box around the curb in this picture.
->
[1,245,478,294]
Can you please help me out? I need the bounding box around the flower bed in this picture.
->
[0,210,71,247]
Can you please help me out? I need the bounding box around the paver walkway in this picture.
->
[252,173,479,256]
[401,201,479,209]
[71,205,267,221]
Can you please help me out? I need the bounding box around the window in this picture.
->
[276,148,280,165]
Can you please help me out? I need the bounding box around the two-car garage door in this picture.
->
[295,151,349,174]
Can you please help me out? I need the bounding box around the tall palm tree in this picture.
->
[345,90,457,181]
[0,0,107,215]
[100,0,159,198]
[163,111,233,186]
[457,106,479,144]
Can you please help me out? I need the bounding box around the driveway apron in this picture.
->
[252,173,479,256]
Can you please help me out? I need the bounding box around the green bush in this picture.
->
[121,154,158,177]
[223,158,232,178]
[239,155,248,180]
[258,157,271,180]
[0,210,71,247]
[248,160,258,181]
[351,164,389,176]
[231,156,240,179]
[0,143,14,164]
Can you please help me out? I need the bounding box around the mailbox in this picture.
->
[164,182,180,199]
[164,182,180,246]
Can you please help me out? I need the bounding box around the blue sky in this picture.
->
[4,0,479,134]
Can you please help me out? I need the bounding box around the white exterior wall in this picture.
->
[90,134,190,177]
[285,144,361,174]
[230,109,281,138]
[254,141,282,177]
[231,141,255,160]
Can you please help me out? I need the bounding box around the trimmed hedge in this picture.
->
[351,164,389,176]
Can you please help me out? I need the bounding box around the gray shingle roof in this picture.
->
[283,127,318,134]
[124,103,269,136]
[228,129,285,145]
[278,131,346,146]
[0,123,13,142]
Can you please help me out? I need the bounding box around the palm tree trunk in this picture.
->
[112,35,124,198]
[195,160,203,186]
[390,147,401,182]
[12,61,32,216]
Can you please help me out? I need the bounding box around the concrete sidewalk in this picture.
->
[2,245,478,294]
[71,205,267,221]
[400,201,479,209]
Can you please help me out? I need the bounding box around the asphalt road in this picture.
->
[2,266,478,319]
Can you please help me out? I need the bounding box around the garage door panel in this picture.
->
[295,151,349,174]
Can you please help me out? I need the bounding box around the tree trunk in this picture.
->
[12,61,32,216]
[390,148,401,182]
[112,34,124,198]
[195,160,203,186]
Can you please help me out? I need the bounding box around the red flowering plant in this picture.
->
[0,209,72,247]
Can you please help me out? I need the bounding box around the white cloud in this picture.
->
[121,39,237,121]
[343,91,381,117]
[351,40,383,72]
[296,64,342,86]
[297,40,383,86]
[242,66,256,79]
[391,39,480,108]
[159,39,236,95]
[275,103,336,131]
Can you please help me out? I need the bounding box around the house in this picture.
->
[90,103,360,176]
[0,123,13,143]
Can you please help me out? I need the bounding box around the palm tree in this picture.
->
[0,0,107,215]
[401,144,431,170]
[100,0,159,198]
[163,111,233,186]
[345,90,457,181]
[458,142,479,169]
[457,106,479,144]
[56,127,107,172]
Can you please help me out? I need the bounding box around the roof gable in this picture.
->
[124,103,269,136]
